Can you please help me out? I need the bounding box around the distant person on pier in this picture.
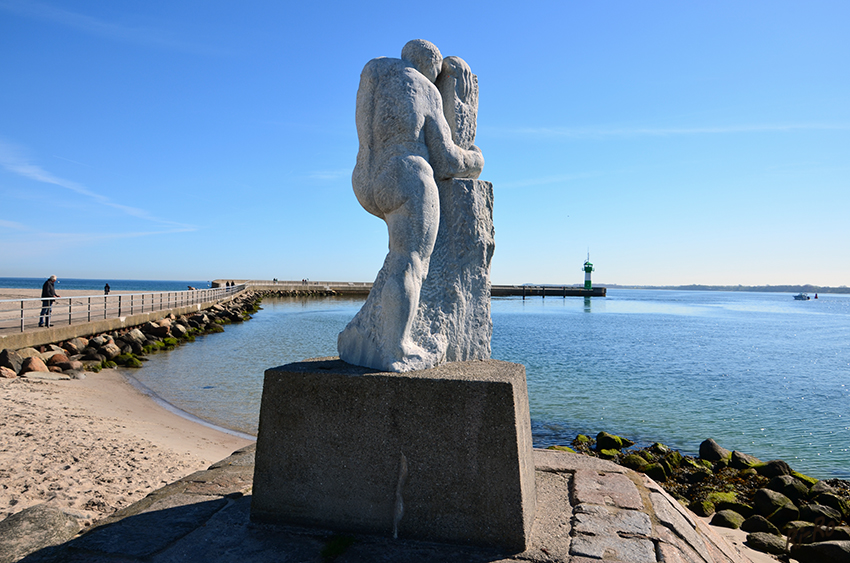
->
[38,275,60,327]
[104,283,110,295]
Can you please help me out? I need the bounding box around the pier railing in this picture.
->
[0,284,247,333]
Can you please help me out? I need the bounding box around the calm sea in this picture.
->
[107,289,845,480]
[0,277,211,293]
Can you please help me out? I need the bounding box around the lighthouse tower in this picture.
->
[582,253,594,290]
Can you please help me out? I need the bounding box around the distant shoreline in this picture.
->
[598,284,849,294]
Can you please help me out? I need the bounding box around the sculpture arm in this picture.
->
[423,107,484,180]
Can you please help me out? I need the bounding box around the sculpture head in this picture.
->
[401,39,442,84]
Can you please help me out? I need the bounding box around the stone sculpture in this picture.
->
[338,39,494,372]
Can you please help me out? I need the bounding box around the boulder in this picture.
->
[39,350,66,363]
[718,501,755,519]
[49,366,63,373]
[699,438,731,461]
[20,356,49,374]
[814,492,850,519]
[644,462,668,482]
[99,342,121,361]
[171,323,188,337]
[689,499,715,517]
[621,454,649,471]
[790,540,850,563]
[649,442,670,455]
[143,321,170,338]
[741,515,781,535]
[755,488,799,526]
[769,475,809,503]
[61,337,88,355]
[81,346,99,358]
[756,460,793,478]
[731,450,762,469]
[711,509,745,529]
[745,532,788,555]
[15,347,42,359]
[89,335,107,347]
[191,313,210,325]
[787,521,850,544]
[56,361,84,372]
[46,353,70,366]
[0,366,17,379]
[64,369,86,380]
[800,503,842,525]
[0,349,25,373]
[810,480,837,497]
[0,503,83,563]
[125,328,146,344]
[595,431,634,451]
[829,527,850,541]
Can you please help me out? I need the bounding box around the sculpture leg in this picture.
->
[380,175,439,369]
[339,156,444,372]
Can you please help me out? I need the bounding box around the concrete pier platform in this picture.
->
[17,447,757,563]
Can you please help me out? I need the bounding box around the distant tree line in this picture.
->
[600,284,850,294]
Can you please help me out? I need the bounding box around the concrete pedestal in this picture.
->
[251,358,536,551]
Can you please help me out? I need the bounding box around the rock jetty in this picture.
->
[1,292,264,380]
[554,431,850,562]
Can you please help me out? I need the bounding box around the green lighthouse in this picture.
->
[582,253,594,290]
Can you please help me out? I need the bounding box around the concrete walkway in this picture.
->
[19,447,760,563]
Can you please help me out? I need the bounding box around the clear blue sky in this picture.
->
[2,1,848,286]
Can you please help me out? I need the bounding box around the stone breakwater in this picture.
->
[552,431,850,562]
[0,292,265,380]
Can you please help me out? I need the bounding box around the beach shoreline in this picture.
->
[0,367,254,526]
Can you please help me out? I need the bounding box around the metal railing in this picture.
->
[0,284,247,333]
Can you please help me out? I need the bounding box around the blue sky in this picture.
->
[1,1,848,286]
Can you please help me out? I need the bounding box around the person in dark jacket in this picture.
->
[39,275,60,327]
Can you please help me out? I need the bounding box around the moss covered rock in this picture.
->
[622,454,649,471]
[596,431,634,451]
[598,448,619,460]
[711,509,745,529]
[689,499,715,517]
[645,462,668,482]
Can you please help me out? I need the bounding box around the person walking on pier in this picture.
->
[39,275,60,327]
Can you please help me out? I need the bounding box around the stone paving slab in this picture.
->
[17,447,756,563]
[572,470,644,510]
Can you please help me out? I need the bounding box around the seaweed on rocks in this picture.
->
[558,431,850,558]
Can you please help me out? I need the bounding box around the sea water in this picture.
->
[116,289,848,480]
[0,277,211,293]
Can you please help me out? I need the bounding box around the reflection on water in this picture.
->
[126,290,850,479]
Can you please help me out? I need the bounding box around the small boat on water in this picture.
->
[793,292,811,301]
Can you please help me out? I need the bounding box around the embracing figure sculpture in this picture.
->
[338,39,492,372]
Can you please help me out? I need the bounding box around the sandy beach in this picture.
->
[0,367,254,526]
